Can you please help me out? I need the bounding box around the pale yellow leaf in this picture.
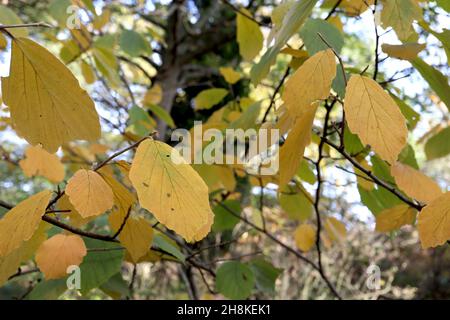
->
[0,190,52,257]
[391,162,442,204]
[344,75,408,164]
[418,192,450,248]
[219,67,241,84]
[1,38,101,152]
[129,139,214,242]
[282,49,336,118]
[375,204,416,232]
[236,8,263,61]
[279,104,317,187]
[381,43,426,61]
[19,145,65,183]
[65,169,114,218]
[294,224,316,252]
[143,84,163,106]
[36,234,87,280]
[324,217,347,243]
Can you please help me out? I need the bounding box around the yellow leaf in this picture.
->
[324,217,347,243]
[282,49,336,118]
[418,192,450,248]
[339,0,374,16]
[236,8,263,61]
[375,204,416,232]
[57,195,95,228]
[344,75,408,164]
[0,33,7,50]
[65,169,114,218]
[279,104,317,187]
[109,215,153,263]
[36,234,87,280]
[219,67,241,84]
[194,164,236,192]
[129,139,214,242]
[0,190,52,257]
[1,38,101,153]
[80,60,96,84]
[98,167,135,220]
[391,162,442,204]
[294,224,316,252]
[381,43,426,61]
[19,145,65,183]
[0,222,49,286]
[381,0,422,41]
[143,84,163,106]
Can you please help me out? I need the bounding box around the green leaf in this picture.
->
[119,30,151,57]
[229,101,262,130]
[27,279,67,300]
[425,126,450,160]
[391,94,420,130]
[299,19,344,55]
[0,5,28,37]
[153,234,186,262]
[79,238,124,295]
[146,104,175,128]
[128,105,154,136]
[412,58,450,111]
[216,261,255,300]
[436,0,450,12]
[279,190,312,221]
[194,88,228,110]
[250,0,319,84]
[49,0,72,26]
[99,273,129,299]
[248,258,282,294]
[212,200,241,232]
[344,125,365,155]
[398,144,419,169]
[358,185,402,216]
[371,156,395,185]
[297,159,316,184]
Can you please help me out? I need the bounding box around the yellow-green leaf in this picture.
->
[194,88,228,110]
[381,0,422,41]
[219,67,241,84]
[236,8,263,61]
